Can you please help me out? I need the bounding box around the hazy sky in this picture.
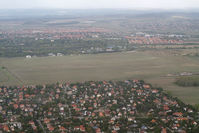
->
[0,0,199,9]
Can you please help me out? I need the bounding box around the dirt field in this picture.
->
[0,49,199,104]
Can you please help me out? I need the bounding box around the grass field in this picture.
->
[0,66,22,86]
[0,49,199,104]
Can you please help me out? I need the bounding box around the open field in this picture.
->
[0,66,22,85]
[0,49,199,104]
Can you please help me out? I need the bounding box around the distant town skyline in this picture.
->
[0,0,199,10]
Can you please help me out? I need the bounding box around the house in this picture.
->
[106,46,114,52]
[161,128,167,133]
[3,125,10,132]
[74,126,80,131]
[48,53,56,56]
[173,112,183,117]
[96,128,101,133]
[80,125,85,132]
[59,126,66,131]
[113,125,120,131]
[57,53,64,56]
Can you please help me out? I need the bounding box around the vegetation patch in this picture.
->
[194,104,199,111]
[175,76,199,87]
[1,66,6,69]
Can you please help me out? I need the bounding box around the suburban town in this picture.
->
[0,80,199,132]
[1,4,199,133]
[125,33,185,45]
[0,28,111,40]
[1,26,198,58]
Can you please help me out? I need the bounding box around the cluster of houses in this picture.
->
[125,32,185,45]
[26,53,64,58]
[125,36,184,45]
[0,80,199,132]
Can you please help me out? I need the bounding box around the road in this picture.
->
[37,120,46,133]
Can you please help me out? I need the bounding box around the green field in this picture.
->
[0,50,199,104]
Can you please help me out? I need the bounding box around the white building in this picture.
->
[57,53,64,56]
[26,55,32,59]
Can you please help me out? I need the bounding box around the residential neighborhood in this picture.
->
[0,80,199,132]
[125,33,185,45]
